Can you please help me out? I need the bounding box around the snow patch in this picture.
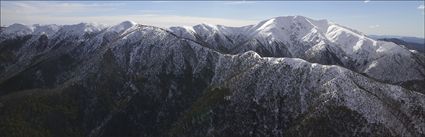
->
[109,21,137,33]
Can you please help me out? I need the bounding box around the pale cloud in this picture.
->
[224,1,256,5]
[369,25,380,29]
[137,10,175,14]
[150,1,171,3]
[364,0,370,3]
[419,5,424,14]
[2,14,257,27]
[0,2,257,27]
[1,1,121,17]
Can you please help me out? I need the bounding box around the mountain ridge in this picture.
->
[1,16,424,92]
[0,16,424,137]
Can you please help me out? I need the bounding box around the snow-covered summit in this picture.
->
[1,23,33,36]
[248,16,372,45]
[58,22,106,36]
[108,20,137,33]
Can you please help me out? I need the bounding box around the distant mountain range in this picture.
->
[0,16,424,137]
[368,35,424,53]
[378,38,424,53]
[368,35,425,44]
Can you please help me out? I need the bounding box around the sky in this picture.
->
[1,1,424,37]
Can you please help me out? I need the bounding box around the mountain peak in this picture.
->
[1,23,33,36]
[8,23,30,28]
[195,23,218,30]
[32,24,60,36]
[57,22,106,37]
[109,20,137,33]
[270,16,330,29]
[120,20,137,26]
[248,16,329,42]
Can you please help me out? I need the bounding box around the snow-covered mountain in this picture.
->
[0,16,424,137]
[169,16,425,92]
[368,35,425,44]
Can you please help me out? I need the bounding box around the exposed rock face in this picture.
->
[0,16,424,137]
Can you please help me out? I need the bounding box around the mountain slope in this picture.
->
[0,16,424,137]
[170,16,425,93]
[378,38,425,53]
